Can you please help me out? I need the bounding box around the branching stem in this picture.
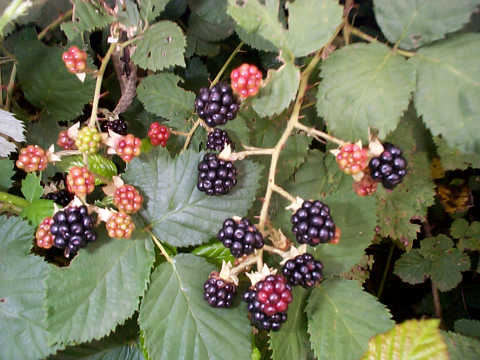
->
[182,119,201,152]
[295,122,346,146]
[263,244,287,257]
[271,184,296,203]
[231,255,258,276]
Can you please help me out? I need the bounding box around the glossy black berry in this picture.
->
[243,289,288,332]
[194,82,240,127]
[197,153,238,196]
[217,217,264,258]
[51,205,96,258]
[291,200,336,246]
[100,118,128,135]
[206,128,235,152]
[203,272,237,308]
[369,143,407,189]
[43,189,73,207]
[282,253,324,288]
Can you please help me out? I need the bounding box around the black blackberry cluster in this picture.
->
[291,200,335,246]
[194,82,240,127]
[203,272,237,308]
[243,290,287,331]
[282,253,324,288]
[197,153,238,196]
[217,217,264,258]
[51,205,97,258]
[206,128,235,152]
[43,189,73,207]
[369,143,407,189]
[100,118,128,135]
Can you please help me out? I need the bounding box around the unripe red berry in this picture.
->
[353,174,378,197]
[113,184,143,214]
[230,63,263,98]
[36,217,55,249]
[16,145,48,172]
[66,166,95,197]
[335,143,368,175]
[116,134,141,163]
[106,212,135,239]
[148,122,170,147]
[57,130,76,150]
[62,46,88,74]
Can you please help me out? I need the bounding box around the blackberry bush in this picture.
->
[369,143,408,189]
[197,153,237,195]
[291,200,336,246]
[194,82,240,127]
[217,217,264,258]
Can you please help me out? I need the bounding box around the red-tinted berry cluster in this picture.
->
[57,130,75,150]
[148,122,170,147]
[67,166,95,197]
[282,254,324,288]
[230,63,262,99]
[217,217,264,258]
[206,128,235,152]
[36,217,54,249]
[62,46,87,74]
[113,184,143,214]
[197,153,237,196]
[101,119,128,135]
[336,143,368,175]
[194,82,240,127]
[106,212,135,239]
[116,134,141,163]
[51,205,96,258]
[369,143,407,189]
[43,189,73,207]
[353,174,378,197]
[76,127,101,154]
[16,145,48,172]
[291,200,336,246]
[203,272,237,308]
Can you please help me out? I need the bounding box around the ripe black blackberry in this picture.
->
[291,200,336,246]
[197,153,238,196]
[369,143,407,189]
[282,253,324,288]
[194,82,240,127]
[203,272,237,308]
[50,205,97,258]
[217,217,264,258]
[100,118,128,135]
[243,289,288,332]
[43,190,73,207]
[206,128,235,152]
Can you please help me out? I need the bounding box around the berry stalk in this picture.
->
[146,228,173,264]
[210,42,244,89]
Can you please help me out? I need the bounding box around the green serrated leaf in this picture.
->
[276,134,311,184]
[221,115,251,147]
[187,12,233,42]
[185,34,220,57]
[46,229,155,346]
[393,249,430,285]
[451,219,480,251]
[373,0,480,50]
[361,319,448,360]
[21,173,43,203]
[139,254,251,360]
[443,331,480,360]
[0,216,58,359]
[56,154,117,182]
[411,34,480,154]
[132,21,186,71]
[139,0,169,22]
[188,0,232,26]
[252,61,300,117]
[0,158,14,190]
[317,42,415,143]
[137,73,195,126]
[117,0,142,29]
[286,0,343,57]
[192,240,234,266]
[123,150,262,247]
[61,0,114,35]
[306,279,394,360]
[455,319,480,338]
[269,287,310,360]
[434,136,480,171]
[20,199,54,226]
[14,35,95,123]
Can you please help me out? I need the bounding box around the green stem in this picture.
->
[37,9,73,40]
[210,42,243,88]
[146,229,173,264]
[0,191,29,210]
[377,242,395,299]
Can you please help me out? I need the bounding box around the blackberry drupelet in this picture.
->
[291,200,336,246]
[108,119,128,135]
[282,253,323,288]
[217,217,264,258]
[206,128,235,152]
[369,143,407,189]
[194,82,240,127]
[43,189,73,207]
[197,153,237,196]
[50,205,97,258]
[203,272,237,308]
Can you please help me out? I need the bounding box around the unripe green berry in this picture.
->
[75,127,101,154]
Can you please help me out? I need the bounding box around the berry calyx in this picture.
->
[43,189,74,207]
[203,271,237,308]
[36,217,54,249]
[16,145,48,172]
[148,122,170,147]
[335,143,368,175]
[230,63,263,99]
[57,130,76,150]
[113,184,143,214]
[106,212,135,239]
[115,134,141,163]
[291,200,336,246]
[282,253,324,288]
[66,166,95,197]
[194,82,240,127]
[217,217,264,258]
[369,143,407,190]
[353,173,378,197]
[206,128,235,152]
[75,127,101,154]
[62,46,87,74]
[197,153,238,196]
